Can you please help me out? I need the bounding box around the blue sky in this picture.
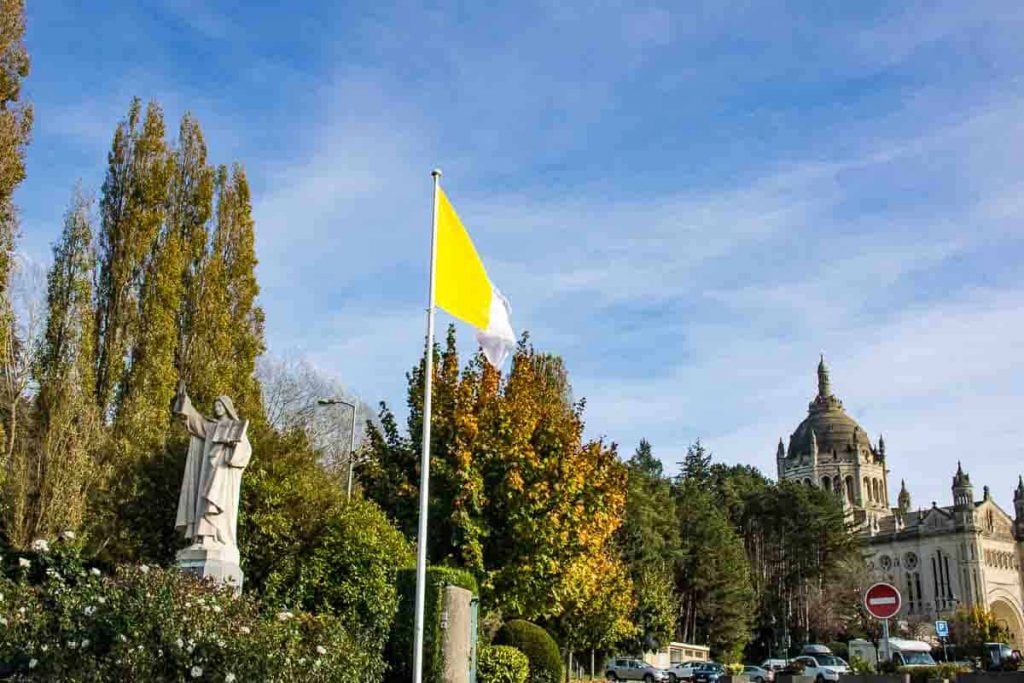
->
[17,1,1024,513]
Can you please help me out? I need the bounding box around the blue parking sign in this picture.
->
[935,620,949,638]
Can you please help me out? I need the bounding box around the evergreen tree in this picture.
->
[0,0,32,474]
[17,191,104,542]
[618,439,679,653]
[678,439,712,485]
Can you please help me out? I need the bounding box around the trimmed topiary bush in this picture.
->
[478,644,529,683]
[385,566,479,683]
[494,619,562,683]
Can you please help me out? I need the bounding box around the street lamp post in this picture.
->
[317,398,358,500]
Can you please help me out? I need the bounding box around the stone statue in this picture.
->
[172,380,252,589]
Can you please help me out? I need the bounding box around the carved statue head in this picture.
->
[214,396,239,421]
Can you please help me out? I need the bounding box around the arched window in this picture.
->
[864,477,872,502]
[845,476,855,501]
[821,476,831,491]
[804,478,812,487]
[874,479,882,504]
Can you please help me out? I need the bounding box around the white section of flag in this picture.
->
[475,287,515,368]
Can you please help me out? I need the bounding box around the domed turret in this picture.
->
[787,356,871,463]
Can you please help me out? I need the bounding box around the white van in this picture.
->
[888,639,937,667]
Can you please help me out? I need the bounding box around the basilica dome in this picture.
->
[786,356,878,462]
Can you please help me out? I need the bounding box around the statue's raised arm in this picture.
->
[172,380,208,439]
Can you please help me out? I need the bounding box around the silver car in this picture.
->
[607,657,672,682]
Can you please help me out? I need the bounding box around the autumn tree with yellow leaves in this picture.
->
[363,328,634,641]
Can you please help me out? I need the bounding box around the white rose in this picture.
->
[60,530,76,541]
[239,626,251,635]
[225,674,236,683]
[83,606,96,617]
[139,564,150,574]
[97,597,106,604]
[176,638,184,649]
[82,639,90,648]
[18,557,30,569]
[190,665,203,678]
[275,610,293,621]
[90,567,101,576]
[30,539,50,553]
[28,659,37,669]
[316,645,327,655]
[0,617,7,626]
[212,605,222,613]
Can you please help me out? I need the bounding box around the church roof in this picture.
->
[787,356,874,462]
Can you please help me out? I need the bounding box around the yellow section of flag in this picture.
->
[435,187,492,329]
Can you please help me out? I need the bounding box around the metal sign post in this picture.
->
[864,583,903,665]
[935,620,950,661]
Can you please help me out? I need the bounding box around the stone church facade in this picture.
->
[776,357,1024,648]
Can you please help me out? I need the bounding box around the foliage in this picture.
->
[4,191,104,547]
[552,551,635,654]
[898,663,970,683]
[0,540,371,681]
[675,443,754,662]
[364,329,629,627]
[618,439,678,654]
[948,607,1011,659]
[494,619,563,683]
[848,656,873,674]
[385,565,478,683]
[725,663,743,675]
[478,644,530,683]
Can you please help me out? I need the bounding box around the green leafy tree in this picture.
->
[94,100,174,420]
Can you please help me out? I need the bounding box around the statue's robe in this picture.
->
[174,395,251,549]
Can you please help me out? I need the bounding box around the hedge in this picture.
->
[494,619,562,683]
[0,541,370,681]
[384,565,478,683]
[478,644,529,683]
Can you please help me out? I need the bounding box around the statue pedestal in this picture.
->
[176,542,243,593]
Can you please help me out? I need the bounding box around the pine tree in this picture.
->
[94,99,172,419]
[18,191,104,542]
[0,0,32,473]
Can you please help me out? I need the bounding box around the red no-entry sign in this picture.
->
[864,582,902,620]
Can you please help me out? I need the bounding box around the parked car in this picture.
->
[692,662,725,683]
[666,661,704,682]
[606,657,671,682]
[759,659,789,673]
[791,655,849,683]
[742,665,772,683]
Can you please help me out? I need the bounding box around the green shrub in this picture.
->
[725,663,743,675]
[385,565,479,683]
[849,655,874,674]
[0,540,371,681]
[494,619,562,683]
[898,663,970,683]
[828,642,848,660]
[478,644,530,683]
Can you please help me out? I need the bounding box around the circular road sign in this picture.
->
[864,582,902,620]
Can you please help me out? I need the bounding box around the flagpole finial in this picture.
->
[432,168,443,178]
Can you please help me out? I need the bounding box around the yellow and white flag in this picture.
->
[434,187,515,367]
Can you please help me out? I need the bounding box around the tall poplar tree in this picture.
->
[94,100,172,420]
[0,0,32,472]
[185,163,264,418]
[16,191,104,542]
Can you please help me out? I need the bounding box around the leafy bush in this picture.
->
[827,642,848,660]
[0,540,372,681]
[898,663,970,683]
[725,663,743,675]
[385,566,479,683]
[848,655,874,674]
[494,619,562,683]
[246,493,412,656]
[478,644,529,683]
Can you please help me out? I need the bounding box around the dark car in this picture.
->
[692,663,725,683]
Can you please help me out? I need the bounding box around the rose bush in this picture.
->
[0,539,373,681]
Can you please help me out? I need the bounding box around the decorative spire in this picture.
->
[878,434,886,457]
[953,461,971,487]
[777,438,785,459]
[817,354,831,398]
[898,479,911,512]
[1015,475,1024,501]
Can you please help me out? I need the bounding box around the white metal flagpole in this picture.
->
[412,168,442,683]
